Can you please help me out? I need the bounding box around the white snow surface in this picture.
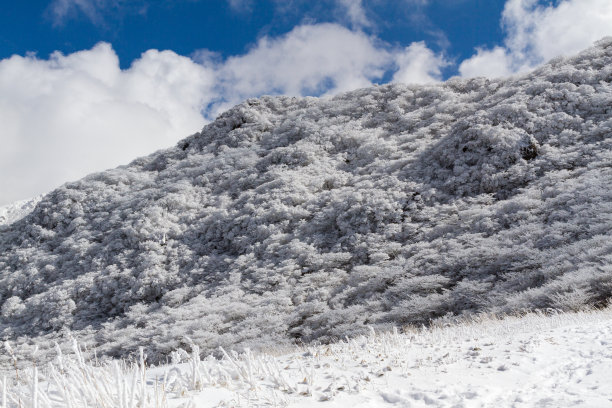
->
[164,309,612,407]
[2,308,611,407]
[0,196,42,226]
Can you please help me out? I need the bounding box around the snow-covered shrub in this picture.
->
[1,296,25,320]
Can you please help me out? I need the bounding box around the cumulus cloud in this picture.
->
[205,25,447,116]
[458,46,513,78]
[0,43,212,205]
[0,24,444,204]
[392,41,447,84]
[460,0,612,78]
[503,0,612,62]
[208,24,392,114]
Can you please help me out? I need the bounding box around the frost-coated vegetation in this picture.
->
[1,308,612,407]
[1,38,612,365]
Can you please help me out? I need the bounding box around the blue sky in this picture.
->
[1,0,611,205]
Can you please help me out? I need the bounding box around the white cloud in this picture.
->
[0,43,212,205]
[0,24,444,204]
[503,0,612,62]
[208,24,392,114]
[204,24,446,115]
[460,0,612,78]
[458,46,514,78]
[335,0,372,28]
[49,0,112,26]
[392,41,447,84]
[226,0,252,13]
[47,0,146,26]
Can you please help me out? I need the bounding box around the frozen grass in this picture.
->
[1,306,611,407]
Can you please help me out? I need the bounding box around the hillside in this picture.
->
[1,38,612,364]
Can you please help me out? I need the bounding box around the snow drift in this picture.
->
[1,39,612,364]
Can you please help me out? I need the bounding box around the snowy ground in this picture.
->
[2,307,611,407]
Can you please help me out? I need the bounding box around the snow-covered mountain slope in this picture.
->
[0,196,42,226]
[2,38,612,365]
[2,308,612,407]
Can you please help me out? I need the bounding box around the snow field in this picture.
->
[1,307,611,407]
